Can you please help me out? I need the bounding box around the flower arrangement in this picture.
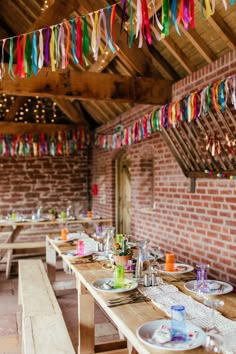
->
[113,241,133,257]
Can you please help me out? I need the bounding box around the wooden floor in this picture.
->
[0,263,120,354]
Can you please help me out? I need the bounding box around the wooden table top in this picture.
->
[0,217,112,227]
[48,237,236,354]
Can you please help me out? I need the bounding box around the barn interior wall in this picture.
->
[92,51,236,285]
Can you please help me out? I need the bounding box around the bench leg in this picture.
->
[46,237,57,282]
[6,249,13,279]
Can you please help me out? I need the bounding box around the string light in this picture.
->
[41,0,49,12]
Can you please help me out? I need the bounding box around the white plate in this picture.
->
[92,277,138,293]
[184,280,233,295]
[136,320,206,351]
[158,263,194,275]
[63,250,93,259]
[53,237,68,245]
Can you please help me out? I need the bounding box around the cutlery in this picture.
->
[107,292,141,303]
[107,296,147,307]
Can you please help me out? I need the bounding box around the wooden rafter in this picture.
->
[0,69,172,105]
[208,12,236,50]
[178,25,217,64]
[0,122,77,135]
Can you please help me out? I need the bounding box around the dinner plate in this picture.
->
[63,250,93,259]
[184,280,233,295]
[158,263,194,275]
[136,320,206,351]
[92,277,138,293]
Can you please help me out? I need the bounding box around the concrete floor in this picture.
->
[0,264,120,354]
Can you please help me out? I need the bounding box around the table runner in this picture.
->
[140,284,236,354]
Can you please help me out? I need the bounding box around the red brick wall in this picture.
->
[92,52,236,286]
[0,153,89,241]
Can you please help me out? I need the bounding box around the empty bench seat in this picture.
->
[18,259,75,354]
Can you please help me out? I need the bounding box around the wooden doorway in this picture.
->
[116,153,131,234]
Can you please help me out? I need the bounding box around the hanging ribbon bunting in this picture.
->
[0,1,234,80]
[0,128,90,157]
[95,75,236,151]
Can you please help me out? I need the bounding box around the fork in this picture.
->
[107,295,147,307]
[107,292,140,303]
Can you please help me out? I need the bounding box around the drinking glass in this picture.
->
[196,263,210,295]
[171,305,187,342]
[203,298,224,353]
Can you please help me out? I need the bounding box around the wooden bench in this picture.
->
[0,241,45,279]
[18,259,75,354]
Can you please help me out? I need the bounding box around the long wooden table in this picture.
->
[46,236,236,354]
[0,217,112,277]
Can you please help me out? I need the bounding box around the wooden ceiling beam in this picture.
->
[54,97,88,126]
[0,122,77,135]
[0,69,172,105]
[208,11,236,49]
[196,1,236,50]
[178,24,217,64]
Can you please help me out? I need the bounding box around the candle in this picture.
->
[61,228,68,240]
[165,253,175,272]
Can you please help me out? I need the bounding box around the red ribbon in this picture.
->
[14,35,22,76]
[76,17,84,66]
[142,0,152,44]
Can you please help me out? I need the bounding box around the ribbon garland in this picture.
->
[0,1,234,79]
[95,75,236,151]
[0,128,90,157]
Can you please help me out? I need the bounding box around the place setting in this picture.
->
[137,315,206,351]
[184,263,233,296]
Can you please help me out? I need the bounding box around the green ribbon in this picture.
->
[162,0,169,36]
[82,16,89,67]
[128,0,134,47]
[8,38,15,79]
[25,33,32,78]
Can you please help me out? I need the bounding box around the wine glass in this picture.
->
[203,298,224,353]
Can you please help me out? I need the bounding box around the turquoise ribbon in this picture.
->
[32,31,38,75]
[71,19,79,64]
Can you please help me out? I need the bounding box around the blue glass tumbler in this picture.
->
[171,305,187,342]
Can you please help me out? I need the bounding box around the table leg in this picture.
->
[46,237,57,283]
[76,275,95,354]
